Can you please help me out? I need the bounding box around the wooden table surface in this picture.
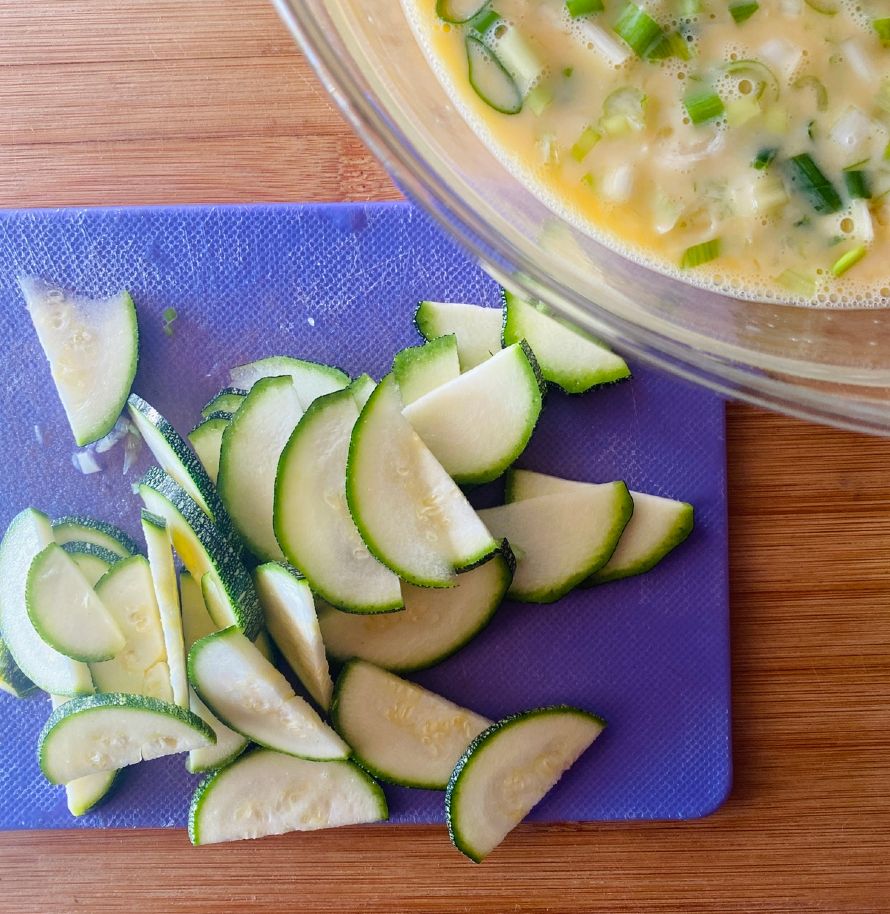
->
[1,3,889,912]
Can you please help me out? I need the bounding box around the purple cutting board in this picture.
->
[0,202,729,830]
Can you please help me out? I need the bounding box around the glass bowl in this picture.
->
[273,0,890,434]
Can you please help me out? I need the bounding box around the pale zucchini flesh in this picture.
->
[274,387,402,614]
[402,343,543,485]
[318,549,513,672]
[346,375,498,587]
[52,515,140,559]
[253,563,334,711]
[446,706,606,862]
[332,660,492,789]
[188,748,387,845]
[26,543,125,663]
[50,695,119,816]
[217,375,303,561]
[188,627,349,761]
[141,511,188,707]
[186,688,249,774]
[20,278,138,446]
[180,570,217,651]
[138,467,263,640]
[392,334,461,405]
[90,555,173,702]
[502,291,630,393]
[38,692,215,784]
[127,393,227,527]
[229,356,350,410]
[187,413,230,485]
[505,469,694,584]
[60,542,122,587]
[414,301,503,370]
[0,509,93,696]
[477,483,633,603]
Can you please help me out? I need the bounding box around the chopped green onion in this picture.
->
[776,269,816,297]
[807,120,816,140]
[680,238,721,268]
[684,88,724,124]
[566,0,604,16]
[467,6,501,34]
[753,147,778,169]
[726,96,760,127]
[666,31,693,60]
[162,307,178,337]
[783,154,843,214]
[571,126,601,162]
[601,86,648,135]
[843,170,871,199]
[729,2,759,23]
[803,0,838,13]
[792,76,828,112]
[527,83,554,116]
[884,141,890,161]
[562,66,574,78]
[763,106,788,135]
[536,132,560,165]
[678,0,701,17]
[831,245,867,277]
[581,172,596,189]
[874,18,890,45]
[613,3,665,57]
[720,60,780,102]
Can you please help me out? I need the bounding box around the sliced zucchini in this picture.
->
[141,511,187,707]
[20,278,138,446]
[505,469,694,584]
[26,543,125,663]
[60,542,123,587]
[0,638,35,697]
[477,483,633,602]
[446,706,606,862]
[502,291,630,393]
[187,412,231,485]
[274,387,402,614]
[38,692,214,784]
[466,35,523,115]
[332,661,491,789]
[318,548,513,672]
[229,356,350,410]
[50,695,120,816]
[415,300,503,371]
[180,570,217,650]
[186,688,249,774]
[393,335,461,405]
[217,375,303,561]
[188,748,387,845]
[254,629,276,663]
[0,509,93,696]
[188,626,348,761]
[137,467,263,640]
[402,342,543,485]
[90,555,173,702]
[201,387,246,418]
[350,374,377,410]
[253,563,333,711]
[346,375,498,587]
[52,515,140,559]
[127,393,227,527]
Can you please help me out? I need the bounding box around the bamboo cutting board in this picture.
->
[0,2,888,912]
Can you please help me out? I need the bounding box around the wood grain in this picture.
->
[0,3,888,912]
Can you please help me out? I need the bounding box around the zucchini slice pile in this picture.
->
[1,281,695,860]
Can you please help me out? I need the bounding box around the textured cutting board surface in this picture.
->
[0,201,728,829]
